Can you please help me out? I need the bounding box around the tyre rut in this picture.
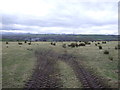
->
[24,51,62,89]
[24,50,107,89]
[58,54,107,88]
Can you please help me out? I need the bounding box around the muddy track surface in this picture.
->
[58,54,107,89]
[25,49,107,89]
[24,50,62,89]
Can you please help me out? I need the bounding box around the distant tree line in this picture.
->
[2,34,119,42]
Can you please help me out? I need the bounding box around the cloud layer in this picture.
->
[0,0,118,34]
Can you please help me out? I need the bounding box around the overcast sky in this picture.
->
[0,0,119,34]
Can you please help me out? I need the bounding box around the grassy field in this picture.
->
[66,41,119,88]
[0,41,2,89]
[57,60,81,88]
[2,42,37,88]
[2,41,119,88]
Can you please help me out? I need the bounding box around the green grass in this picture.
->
[67,41,118,88]
[2,41,119,88]
[0,42,2,89]
[50,41,118,88]
[57,60,81,88]
[2,42,36,88]
[34,47,82,88]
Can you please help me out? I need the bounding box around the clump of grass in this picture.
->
[118,44,120,49]
[6,46,8,48]
[6,42,9,44]
[102,41,106,44]
[84,41,91,45]
[115,46,117,50]
[104,50,109,54]
[24,40,27,43]
[62,44,67,48]
[99,46,102,49]
[28,42,31,45]
[95,44,97,46]
[97,42,100,44]
[115,44,120,50]
[50,42,56,46]
[68,43,78,48]
[108,56,113,61]
[18,42,23,45]
[79,43,86,46]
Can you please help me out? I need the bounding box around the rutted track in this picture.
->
[70,60,105,88]
[58,53,107,88]
[24,49,107,89]
[24,50,62,89]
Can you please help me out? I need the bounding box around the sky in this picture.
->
[0,0,119,34]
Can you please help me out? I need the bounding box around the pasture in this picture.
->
[2,41,119,88]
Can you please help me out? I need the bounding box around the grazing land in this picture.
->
[2,40,119,88]
[0,41,2,89]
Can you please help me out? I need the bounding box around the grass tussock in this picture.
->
[2,41,119,88]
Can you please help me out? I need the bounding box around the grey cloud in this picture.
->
[1,1,118,34]
[1,24,21,30]
[2,12,117,30]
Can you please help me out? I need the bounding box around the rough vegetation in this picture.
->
[2,41,119,88]
[99,46,102,49]
[104,50,109,54]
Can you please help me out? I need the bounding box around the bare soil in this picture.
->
[24,50,62,89]
[58,53,108,88]
[24,50,107,89]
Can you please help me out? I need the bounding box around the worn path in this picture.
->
[58,53,107,88]
[24,50,62,89]
[25,50,107,89]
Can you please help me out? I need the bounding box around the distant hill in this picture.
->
[1,33,119,41]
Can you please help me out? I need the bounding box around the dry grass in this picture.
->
[2,42,36,88]
[0,41,2,89]
[2,41,119,88]
[57,60,81,88]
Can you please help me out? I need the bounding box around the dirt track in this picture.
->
[24,50,62,89]
[58,53,107,88]
[24,50,107,89]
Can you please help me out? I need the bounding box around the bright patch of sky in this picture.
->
[0,0,119,34]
